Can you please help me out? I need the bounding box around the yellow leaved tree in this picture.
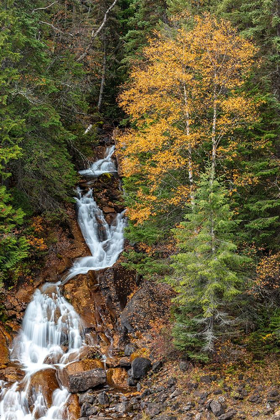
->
[116,13,259,224]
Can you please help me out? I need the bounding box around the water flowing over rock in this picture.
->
[79,145,117,177]
[0,284,84,419]
[63,188,125,281]
[0,145,128,419]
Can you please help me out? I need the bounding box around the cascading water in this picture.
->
[0,145,125,419]
[64,145,125,282]
[64,189,125,282]
[79,145,117,177]
[0,285,84,420]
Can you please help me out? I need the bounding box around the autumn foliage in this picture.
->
[116,14,259,223]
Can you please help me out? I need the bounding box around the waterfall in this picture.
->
[0,145,124,419]
[64,145,125,282]
[0,285,84,420]
[79,145,117,177]
[64,189,125,282]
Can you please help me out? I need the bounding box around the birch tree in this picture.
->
[117,14,259,223]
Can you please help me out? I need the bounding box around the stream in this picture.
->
[0,145,124,419]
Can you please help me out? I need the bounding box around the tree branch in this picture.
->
[77,0,118,62]
[91,0,118,38]
[32,1,58,13]
[39,21,74,37]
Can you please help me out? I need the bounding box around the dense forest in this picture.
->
[1,0,280,362]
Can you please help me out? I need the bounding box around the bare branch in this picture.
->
[39,21,74,37]
[77,0,118,62]
[91,0,118,38]
[32,1,58,13]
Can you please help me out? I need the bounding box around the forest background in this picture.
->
[1,0,280,362]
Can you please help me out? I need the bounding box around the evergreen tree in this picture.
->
[0,186,29,287]
[167,170,252,360]
[122,0,168,64]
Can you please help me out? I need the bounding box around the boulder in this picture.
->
[107,367,128,388]
[131,357,152,380]
[59,360,106,393]
[27,368,59,408]
[67,394,81,420]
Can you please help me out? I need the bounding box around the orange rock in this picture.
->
[106,367,128,389]
[0,326,10,365]
[103,206,115,214]
[1,364,24,383]
[26,368,59,408]
[58,359,106,393]
[66,393,81,420]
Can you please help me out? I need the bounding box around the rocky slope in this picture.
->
[1,141,280,420]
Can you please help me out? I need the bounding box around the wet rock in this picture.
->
[27,368,59,408]
[98,265,137,315]
[59,360,106,393]
[131,357,152,380]
[210,400,225,417]
[0,364,25,383]
[103,206,115,214]
[67,394,81,420]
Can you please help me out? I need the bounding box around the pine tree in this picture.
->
[167,170,252,360]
